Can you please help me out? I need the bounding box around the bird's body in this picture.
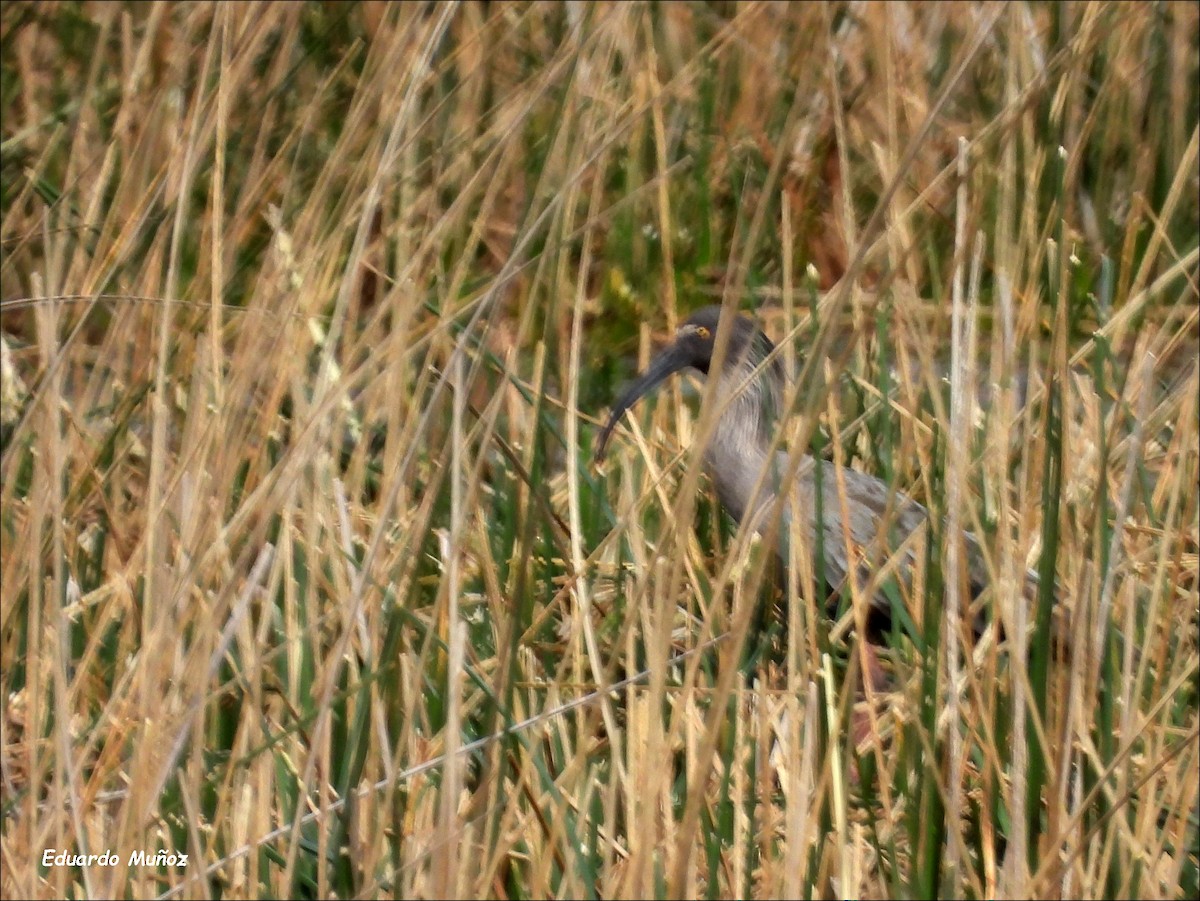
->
[595,305,995,629]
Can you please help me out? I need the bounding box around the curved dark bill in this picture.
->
[593,343,693,463]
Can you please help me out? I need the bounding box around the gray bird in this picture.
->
[594,305,997,636]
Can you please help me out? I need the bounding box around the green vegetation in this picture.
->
[2,2,1196,898]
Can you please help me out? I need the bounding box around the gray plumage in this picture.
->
[594,305,998,628]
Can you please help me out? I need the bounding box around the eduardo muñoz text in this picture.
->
[43,849,189,867]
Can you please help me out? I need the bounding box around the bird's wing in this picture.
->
[770,454,1005,609]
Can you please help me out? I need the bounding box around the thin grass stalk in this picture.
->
[434,332,466,896]
[944,135,971,887]
[997,17,1029,888]
[565,110,621,901]
[779,193,810,901]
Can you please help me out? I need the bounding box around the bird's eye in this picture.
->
[695,326,710,340]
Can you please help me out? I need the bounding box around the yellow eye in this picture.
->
[695,326,710,340]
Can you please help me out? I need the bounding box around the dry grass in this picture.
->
[1,2,1197,898]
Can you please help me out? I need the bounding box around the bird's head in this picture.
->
[593,306,777,462]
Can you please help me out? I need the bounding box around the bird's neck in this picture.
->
[702,360,785,523]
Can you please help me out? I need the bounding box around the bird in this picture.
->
[593,304,1001,640]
